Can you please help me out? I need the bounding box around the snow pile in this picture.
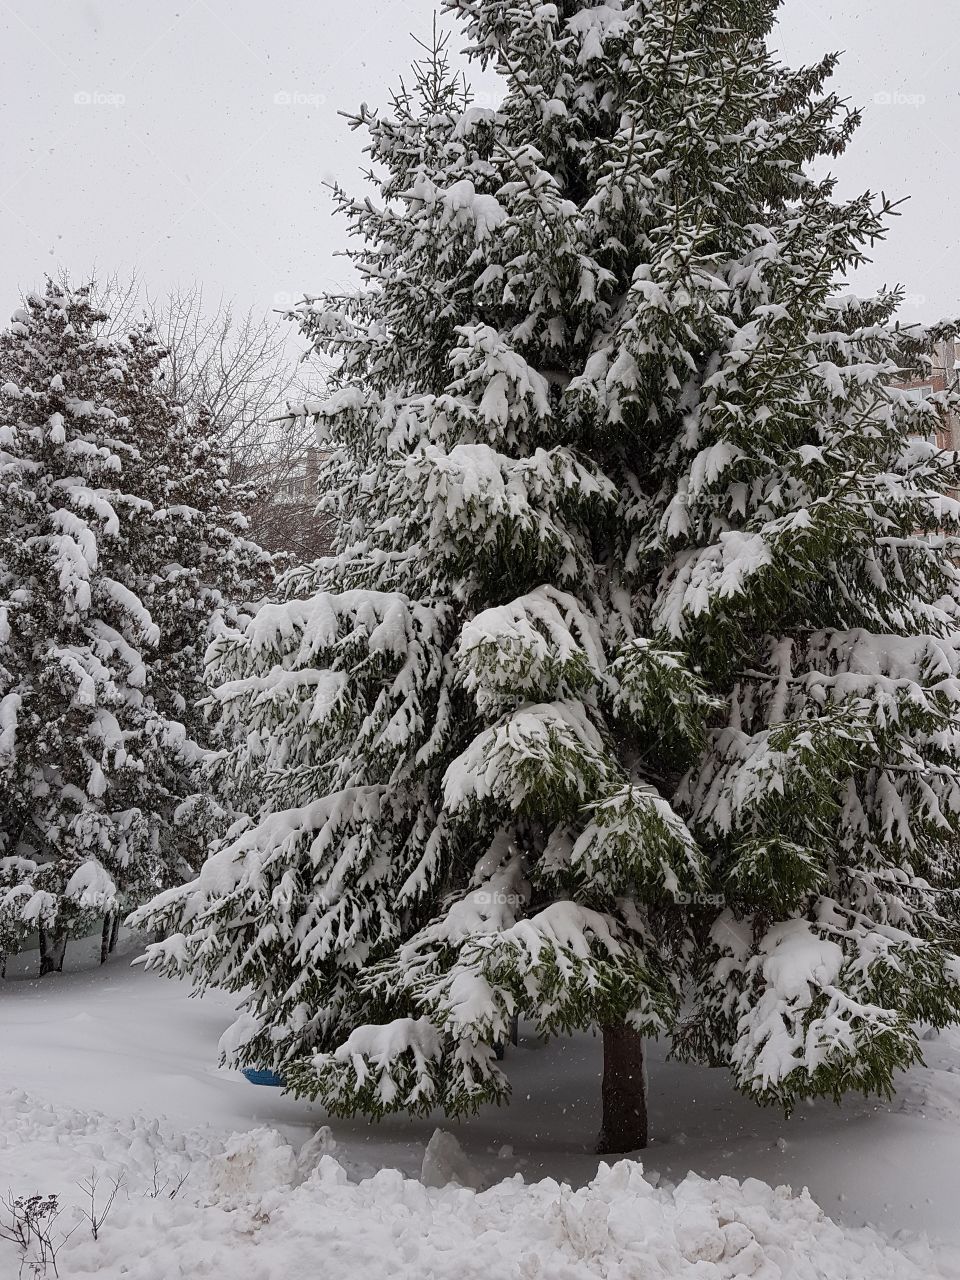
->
[2,1090,956,1279]
[420,1128,481,1188]
[206,1127,299,1207]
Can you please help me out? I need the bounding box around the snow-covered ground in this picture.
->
[2,946,960,1277]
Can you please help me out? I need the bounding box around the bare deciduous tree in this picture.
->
[78,272,332,560]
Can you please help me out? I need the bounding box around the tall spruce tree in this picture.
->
[133,4,960,1151]
[0,282,268,975]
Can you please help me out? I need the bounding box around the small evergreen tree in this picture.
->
[134,4,960,1151]
[0,281,268,974]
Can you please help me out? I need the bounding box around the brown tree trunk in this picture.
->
[597,1024,648,1153]
[100,913,113,965]
[109,910,121,953]
[38,928,67,976]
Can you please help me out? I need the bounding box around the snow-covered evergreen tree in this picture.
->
[113,332,272,815]
[133,4,960,1150]
[0,282,268,974]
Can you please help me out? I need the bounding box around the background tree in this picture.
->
[133,2,960,1153]
[0,281,269,975]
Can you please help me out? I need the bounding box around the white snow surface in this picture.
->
[2,945,960,1278]
[3,1091,953,1280]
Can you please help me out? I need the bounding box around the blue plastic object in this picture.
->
[241,1067,284,1087]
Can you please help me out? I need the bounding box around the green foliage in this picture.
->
[611,639,723,765]
[723,838,826,914]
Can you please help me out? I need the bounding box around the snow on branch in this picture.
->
[456,585,604,711]
[442,700,618,817]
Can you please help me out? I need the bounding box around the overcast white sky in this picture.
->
[1,1,958,338]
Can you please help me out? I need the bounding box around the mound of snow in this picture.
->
[2,1089,957,1279]
[420,1128,481,1188]
[206,1127,299,1207]
[296,1123,338,1178]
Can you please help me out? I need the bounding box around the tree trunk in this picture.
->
[100,913,113,965]
[38,928,67,976]
[109,910,121,953]
[597,1024,648,1154]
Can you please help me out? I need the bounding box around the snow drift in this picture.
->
[2,1088,955,1279]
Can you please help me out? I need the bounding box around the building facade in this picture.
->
[894,339,960,450]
